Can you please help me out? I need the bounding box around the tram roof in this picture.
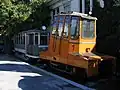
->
[55,12,97,20]
[17,29,49,34]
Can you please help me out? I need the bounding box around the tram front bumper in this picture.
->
[85,55,116,77]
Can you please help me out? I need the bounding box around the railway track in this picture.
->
[34,62,117,90]
[14,55,118,90]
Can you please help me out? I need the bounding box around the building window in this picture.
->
[85,0,90,14]
[52,9,55,19]
[57,7,59,14]
[80,0,82,13]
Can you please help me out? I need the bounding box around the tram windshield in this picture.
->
[82,19,95,39]
[70,16,79,39]
[52,16,58,35]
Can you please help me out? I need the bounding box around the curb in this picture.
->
[28,64,95,90]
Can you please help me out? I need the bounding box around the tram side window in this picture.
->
[58,16,64,36]
[70,17,79,39]
[63,16,70,37]
[16,36,18,44]
[18,34,20,44]
[22,35,25,44]
[35,33,38,45]
[82,20,95,38]
[29,34,34,45]
[40,34,48,45]
[23,35,25,44]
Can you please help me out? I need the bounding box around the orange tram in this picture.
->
[39,12,116,79]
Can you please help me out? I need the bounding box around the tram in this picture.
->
[39,12,116,78]
[13,29,49,63]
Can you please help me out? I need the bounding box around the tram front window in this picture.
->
[82,19,95,38]
[70,17,79,39]
[52,16,58,35]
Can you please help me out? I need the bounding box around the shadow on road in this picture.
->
[0,61,81,90]
[18,75,79,90]
[18,76,59,90]
[0,61,47,90]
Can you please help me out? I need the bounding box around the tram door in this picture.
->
[58,16,71,64]
[80,19,96,53]
[51,15,70,64]
[51,16,63,61]
[51,16,60,60]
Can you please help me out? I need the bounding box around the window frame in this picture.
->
[51,16,59,35]
[70,16,80,40]
[62,15,71,38]
[35,33,38,45]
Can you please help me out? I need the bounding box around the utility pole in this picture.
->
[89,0,93,14]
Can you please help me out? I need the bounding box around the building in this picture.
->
[47,0,104,22]
[47,0,93,21]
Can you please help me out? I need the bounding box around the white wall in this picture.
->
[71,0,80,12]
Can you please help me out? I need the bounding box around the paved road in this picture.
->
[0,54,91,90]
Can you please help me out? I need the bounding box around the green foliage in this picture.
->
[93,0,120,56]
[0,0,51,37]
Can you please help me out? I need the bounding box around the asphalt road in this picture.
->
[0,54,87,90]
[0,54,119,90]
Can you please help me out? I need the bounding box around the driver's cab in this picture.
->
[50,11,97,57]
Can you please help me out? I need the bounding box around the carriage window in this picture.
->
[23,35,25,44]
[18,34,20,44]
[29,34,34,45]
[20,34,22,44]
[35,33,38,45]
[63,16,70,37]
[70,17,79,39]
[40,34,48,45]
[16,36,18,44]
[58,16,64,36]
[82,20,95,38]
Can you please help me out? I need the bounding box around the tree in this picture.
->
[92,0,120,56]
[0,0,51,54]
